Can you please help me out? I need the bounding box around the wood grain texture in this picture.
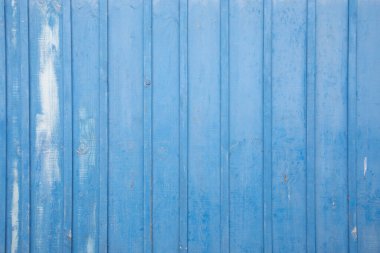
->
[187,1,221,252]
[5,0,30,252]
[271,1,307,252]
[108,1,144,252]
[152,1,180,252]
[315,0,349,252]
[0,1,379,252]
[0,0,6,250]
[29,0,64,252]
[357,1,380,252]
[72,1,101,253]
[229,1,264,252]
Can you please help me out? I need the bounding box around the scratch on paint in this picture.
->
[87,236,94,253]
[11,160,19,253]
[76,108,96,252]
[351,226,357,240]
[363,156,367,177]
[35,3,60,185]
[11,0,17,46]
[77,108,96,181]
[86,205,97,253]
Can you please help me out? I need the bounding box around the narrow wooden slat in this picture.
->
[315,1,349,251]
[229,0,264,252]
[5,0,30,251]
[152,0,180,252]
[356,1,380,252]
[179,0,188,251]
[108,1,144,251]
[220,0,230,252]
[29,0,64,252]
[306,0,316,252]
[19,1,29,251]
[72,1,101,252]
[348,0,358,251]
[62,0,73,251]
[99,0,109,251]
[271,1,308,252]
[187,0,221,251]
[263,0,273,251]
[143,0,153,252]
[0,0,6,250]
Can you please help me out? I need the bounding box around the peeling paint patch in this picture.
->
[363,156,367,177]
[35,4,60,185]
[11,160,19,253]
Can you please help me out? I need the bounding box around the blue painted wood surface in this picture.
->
[1,0,380,252]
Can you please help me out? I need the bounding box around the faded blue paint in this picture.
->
[0,0,380,253]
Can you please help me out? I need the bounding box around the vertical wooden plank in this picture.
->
[348,0,358,251]
[5,1,21,251]
[220,0,229,252]
[271,0,307,252]
[108,1,144,252]
[62,0,73,251]
[143,0,153,252]
[263,0,272,251]
[188,0,221,252]
[229,0,264,252]
[356,1,380,252]
[5,0,30,251]
[179,0,188,251]
[29,0,64,252]
[0,0,6,250]
[98,0,108,252]
[19,1,29,250]
[152,0,179,252]
[315,0,348,252]
[306,0,316,252]
[72,1,100,252]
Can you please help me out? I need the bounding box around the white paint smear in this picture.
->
[351,226,358,240]
[11,160,19,253]
[35,5,60,184]
[87,237,95,253]
[364,156,367,177]
[11,0,17,46]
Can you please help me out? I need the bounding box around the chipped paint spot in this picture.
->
[67,229,72,240]
[35,4,60,185]
[363,156,367,177]
[351,226,357,240]
[11,160,19,253]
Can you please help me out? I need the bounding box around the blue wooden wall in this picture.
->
[0,0,380,252]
